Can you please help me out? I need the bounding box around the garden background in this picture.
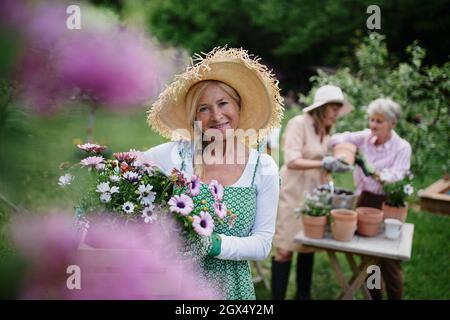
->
[0,0,448,299]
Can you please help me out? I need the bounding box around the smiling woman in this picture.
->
[187,80,241,141]
[145,47,283,300]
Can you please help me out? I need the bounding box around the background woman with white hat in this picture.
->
[146,47,283,299]
[272,85,352,300]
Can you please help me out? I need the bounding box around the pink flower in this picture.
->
[192,211,215,237]
[10,212,220,299]
[58,30,168,109]
[77,143,107,154]
[213,202,227,220]
[17,2,172,115]
[189,175,201,196]
[168,194,194,216]
[209,180,224,201]
[114,152,137,163]
[80,156,105,169]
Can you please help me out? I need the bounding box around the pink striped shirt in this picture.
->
[330,129,411,195]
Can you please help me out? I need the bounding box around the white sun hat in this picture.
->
[302,85,353,116]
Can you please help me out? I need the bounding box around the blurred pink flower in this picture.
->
[57,30,167,109]
[10,212,220,299]
[77,143,107,154]
[14,1,171,114]
[80,156,105,169]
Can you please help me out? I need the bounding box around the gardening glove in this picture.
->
[322,156,353,173]
[355,151,375,177]
[180,232,213,261]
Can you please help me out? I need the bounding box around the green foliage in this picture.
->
[381,172,414,207]
[301,33,450,180]
[146,0,450,89]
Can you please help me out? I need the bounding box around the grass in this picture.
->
[0,104,449,299]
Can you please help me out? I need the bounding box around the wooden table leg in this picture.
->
[326,250,349,294]
[345,253,372,300]
[341,256,379,300]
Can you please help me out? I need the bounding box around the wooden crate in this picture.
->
[419,178,450,215]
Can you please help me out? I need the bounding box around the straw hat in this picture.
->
[147,47,284,140]
[302,85,353,116]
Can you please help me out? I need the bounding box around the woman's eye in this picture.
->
[219,101,228,107]
[198,106,209,112]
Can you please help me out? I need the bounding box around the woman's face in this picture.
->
[195,84,240,139]
[369,112,394,139]
[323,103,342,126]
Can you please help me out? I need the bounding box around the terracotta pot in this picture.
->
[356,207,384,237]
[333,143,357,165]
[330,209,357,241]
[382,202,408,222]
[302,215,327,239]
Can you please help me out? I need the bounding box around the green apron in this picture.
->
[179,142,260,300]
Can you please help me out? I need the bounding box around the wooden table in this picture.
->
[294,223,414,300]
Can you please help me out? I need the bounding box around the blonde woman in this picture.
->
[272,85,352,300]
[146,48,283,300]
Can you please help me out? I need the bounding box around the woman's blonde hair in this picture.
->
[185,80,241,178]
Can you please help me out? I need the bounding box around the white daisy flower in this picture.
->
[122,201,135,214]
[100,193,111,203]
[110,175,121,183]
[109,186,120,194]
[58,174,74,187]
[404,184,414,196]
[96,182,111,193]
[138,184,153,195]
[140,192,156,206]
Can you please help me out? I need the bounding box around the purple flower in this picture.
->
[209,180,224,201]
[123,171,141,183]
[213,202,227,220]
[192,211,215,237]
[80,156,105,169]
[168,195,194,216]
[142,206,157,224]
[189,175,201,196]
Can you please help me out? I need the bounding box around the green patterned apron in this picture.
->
[179,142,260,300]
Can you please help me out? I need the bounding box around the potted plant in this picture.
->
[330,209,357,241]
[379,170,414,222]
[356,207,384,236]
[298,189,332,239]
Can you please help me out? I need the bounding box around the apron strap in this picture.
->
[251,152,261,188]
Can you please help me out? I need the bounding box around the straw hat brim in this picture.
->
[147,47,284,140]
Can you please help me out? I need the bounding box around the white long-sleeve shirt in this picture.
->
[144,141,280,261]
